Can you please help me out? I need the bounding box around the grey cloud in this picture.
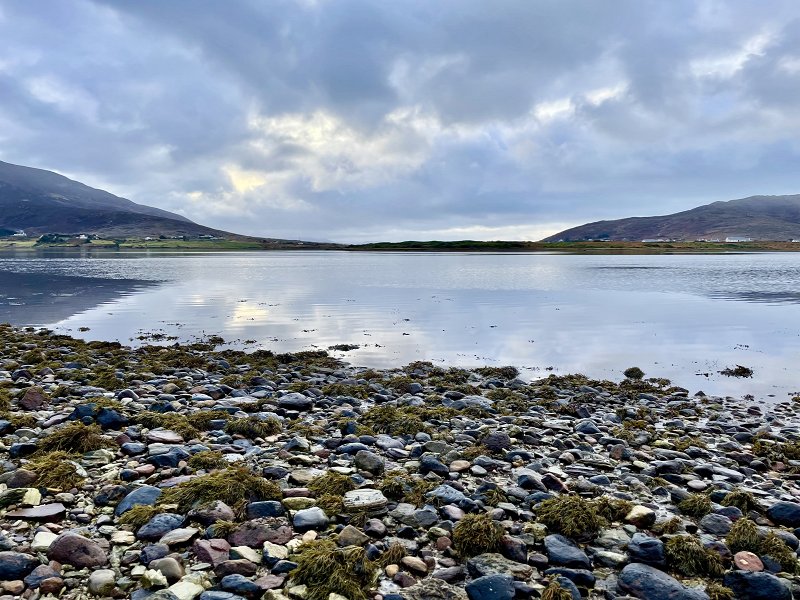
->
[2,0,800,241]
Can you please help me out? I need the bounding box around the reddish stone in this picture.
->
[192,539,230,566]
[214,559,258,577]
[228,520,292,548]
[254,574,286,590]
[734,551,764,572]
[19,388,47,411]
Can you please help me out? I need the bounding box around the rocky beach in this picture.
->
[0,324,799,600]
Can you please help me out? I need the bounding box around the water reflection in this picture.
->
[0,250,798,401]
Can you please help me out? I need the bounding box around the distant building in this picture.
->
[725,236,752,242]
[642,238,670,242]
[11,230,27,237]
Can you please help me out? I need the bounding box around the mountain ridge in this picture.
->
[544,194,800,241]
[0,160,238,239]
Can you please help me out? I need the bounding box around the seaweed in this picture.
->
[224,416,281,439]
[536,495,605,539]
[678,493,713,518]
[211,519,240,538]
[452,513,504,558]
[665,535,725,577]
[758,532,799,573]
[475,366,519,380]
[119,505,159,528]
[725,518,761,554]
[37,422,112,454]
[291,539,378,600]
[359,405,427,436]
[720,490,760,514]
[309,471,357,498]
[159,466,281,513]
[135,411,199,440]
[623,367,645,380]
[593,496,634,523]
[188,450,228,470]
[377,542,407,567]
[541,581,574,600]
[705,583,735,600]
[26,451,84,489]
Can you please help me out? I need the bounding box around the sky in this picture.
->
[2,1,800,242]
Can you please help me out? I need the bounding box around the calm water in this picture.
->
[1,250,799,401]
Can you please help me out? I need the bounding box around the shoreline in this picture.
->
[0,325,799,599]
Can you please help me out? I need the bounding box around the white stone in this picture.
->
[263,541,289,560]
[230,545,261,563]
[142,569,168,588]
[88,569,116,595]
[32,531,58,552]
[168,580,204,600]
[342,489,387,511]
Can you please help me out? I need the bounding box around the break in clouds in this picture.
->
[2,0,800,242]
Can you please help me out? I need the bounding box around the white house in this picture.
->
[725,237,752,242]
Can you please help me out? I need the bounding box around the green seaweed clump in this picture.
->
[211,519,240,538]
[322,383,373,399]
[135,411,199,439]
[309,471,357,497]
[188,450,228,470]
[359,405,427,436]
[88,367,125,390]
[679,493,713,518]
[26,451,85,489]
[594,496,634,523]
[623,366,645,380]
[119,505,159,528]
[537,495,604,539]
[725,518,761,554]
[665,535,725,577]
[160,466,281,513]
[652,516,682,535]
[452,513,504,558]
[37,422,112,454]
[377,542,407,567]
[720,489,760,514]
[541,581,574,600]
[759,532,799,573]
[224,416,281,439]
[475,366,519,380]
[291,539,378,600]
[705,583,735,600]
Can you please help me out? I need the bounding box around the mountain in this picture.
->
[544,195,800,242]
[0,160,234,238]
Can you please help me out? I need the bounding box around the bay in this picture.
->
[1,249,799,401]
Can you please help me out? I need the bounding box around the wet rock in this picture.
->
[627,533,666,567]
[723,570,792,600]
[466,553,534,580]
[0,551,38,580]
[403,577,468,600]
[619,563,709,600]
[465,574,515,600]
[48,532,108,567]
[115,485,162,516]
[766,502,800,527]
[544,535,590,569]
[292,507,328,531]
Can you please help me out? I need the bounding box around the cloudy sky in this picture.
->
[2,1,800,242]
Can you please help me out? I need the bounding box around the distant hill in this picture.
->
[0,160,242,239]
[544,195,800,242]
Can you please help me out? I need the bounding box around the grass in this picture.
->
[678,493,713,518]
[159,466,281,513]
[536,495,605,539]
[37,422,112,454]
[452,513,504,557]
[26,451,84,489]
[665,535,725,577]
[224,416,281,438]
[291,539,378,600]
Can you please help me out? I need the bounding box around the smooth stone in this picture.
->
[465,574,515,600]
[625,505,656,528]
[138,514,186,541]
[88,569,116,595]
[619,563,709,600]
[337,525,370,547]
[723,570,791,600]
[627,533,666,567]
[160,527,200,546]
[342,489,388,511]
[0,552,38,580]
[32,531,58,552]
[466,553,534,580]
[147,429,185,443]
[168,579,205,600]
[48,532,108,568]
[5,503,65,520]
[293,507,328,531]
[699,513,732,536]
[766,502,800,528]
[544,535,590,569]
[116,485,162,516]
[734,551,764,572]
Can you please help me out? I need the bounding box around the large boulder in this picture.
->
[766,502,800,528]
[0,551,39,580]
